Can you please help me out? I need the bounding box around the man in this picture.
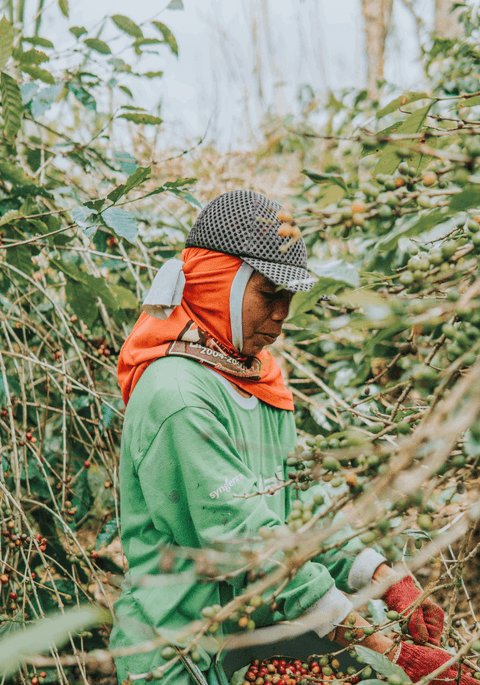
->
[111,190,468,685]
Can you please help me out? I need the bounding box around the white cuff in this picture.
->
[348,548,387,592]
[306,586,353,639]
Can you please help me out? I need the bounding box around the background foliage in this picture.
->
[0,2,480,684]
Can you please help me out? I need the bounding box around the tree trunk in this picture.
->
[434,0,463,38]
[360,0,394,98]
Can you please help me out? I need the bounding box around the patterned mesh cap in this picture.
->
[185,190,314,292]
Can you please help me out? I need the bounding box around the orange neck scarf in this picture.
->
[117,248,294,411]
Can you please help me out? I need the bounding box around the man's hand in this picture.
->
[396,641,477,685]
[383,574,444,646]
[373,564,444,646]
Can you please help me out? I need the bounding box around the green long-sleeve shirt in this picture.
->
[110,357,384,684]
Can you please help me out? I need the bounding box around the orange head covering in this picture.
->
[117,248,294,411]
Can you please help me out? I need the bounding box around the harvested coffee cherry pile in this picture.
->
[243,656,352,685]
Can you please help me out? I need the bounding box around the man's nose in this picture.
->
[271,296,291,321]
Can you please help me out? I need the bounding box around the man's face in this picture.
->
[241,272,293,356]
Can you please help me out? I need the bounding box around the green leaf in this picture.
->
[65,279,98,328]
[71,205,100,237]
[315,259,360,287]
[101,206,138,243]
[374,103,434,176]
[51,258,118,312]
[107,165,151,203]
[1,72,23,142]
[457,94,480,108]
[112,150,137,174]
[119,84,133,98]
[95,518,119,550]
[0,606,107,679]
[151,21,178,56]
[68,82,96,110]
[448,185,480,212]
[69,26,87,39]
[22,36,54,48]
[110,283,138,309]
[84,38,111,55]
[6,244,33,279]
[111,14,143,38]
[302,169,348,192]
[17,48,49,65]
[375,207,446,252]
[30,82,63,117]
[355,646,412,681]
[167,0,184,8]
[140,176,197,201]
[230,665,250,685]
[58,0,69,17]
[376,92,430,118]
[118,111,162,125]
[20,65,55,84]
[403,528,431,540]
[0,16,14,69]
[142,70,164,79]
[0,161,30,185]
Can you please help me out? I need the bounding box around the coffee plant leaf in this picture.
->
[403,529,431,540]
[58,0,69,17]
[69,25,87,39]
[101,206,138,243]
[355,646,412,681]
[0,72,23,142]
[30,82,63,117]
[111,150,138,174]
[0,606,107,678]
[374,103,434,176]
[68,82,96,110]
[375,207,447,252]
[65,279,99,328]
[376,91,430,118]
[230,665,250,685]
[95,518,119,550]
[107,165,152,203]
[151,21,179,56]
[110,283,138,309]
[111,14,143,38]
[448,185,480,212]
[15,48,49,65]
[302,169,349,193]
[0,16,13,69]
[0,161,30,185]
[84,38,111,55]
[20,65,55,85]
[6,244,33,279]
[457,94,480,108]
[53,258,118,312]
[314,259,360,287]
[118,111,162,125]
[22,36,54,48]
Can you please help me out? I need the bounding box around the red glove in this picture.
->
[383,576,444,646]
[396,641,477,685]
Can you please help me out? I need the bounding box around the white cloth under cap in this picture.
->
[142,259,186,320]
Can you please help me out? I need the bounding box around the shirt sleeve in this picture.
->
[135,405,352,633]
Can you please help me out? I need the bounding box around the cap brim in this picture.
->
[242,258,315,293]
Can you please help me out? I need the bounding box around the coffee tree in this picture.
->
[0,2,480,684]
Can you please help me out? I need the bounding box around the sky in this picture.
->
[27,0,434,149]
